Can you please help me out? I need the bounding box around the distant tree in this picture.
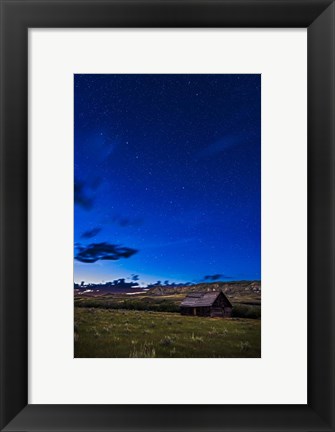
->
[117,278,126,285]
[80,281,85,287]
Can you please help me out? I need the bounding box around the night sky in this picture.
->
[74,74,261,285]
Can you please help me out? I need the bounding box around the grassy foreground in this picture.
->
[74,308,261,358]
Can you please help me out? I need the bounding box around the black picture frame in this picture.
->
[0,0,334,431]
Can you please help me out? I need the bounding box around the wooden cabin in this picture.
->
[180,290,233,318]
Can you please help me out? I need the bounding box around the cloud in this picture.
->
[75,242,138,263]
[74,177,102,210]
[198,133,244,158]
[75,131,117,168]
[74,180,94,210]
[131,274,140,281]
[81,227,101,239]
[112,215,143,228]
[203,274,232,281]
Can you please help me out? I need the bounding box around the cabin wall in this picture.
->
[180,306,211,316]
[210,307,224,317]
[196,307,211,317]
[224,307,233,317]
[180,307,193,316]
[213,294,226,308]
[180,293,233,318]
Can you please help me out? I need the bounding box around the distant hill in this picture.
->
[74,286,144,295]
[147,281,261,296]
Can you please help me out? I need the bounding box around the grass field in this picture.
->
[74,293,261,319]
[74,308,261,358]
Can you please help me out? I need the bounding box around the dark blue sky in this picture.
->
[74,74,261,285]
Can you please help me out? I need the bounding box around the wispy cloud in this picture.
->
[74,177,102,210]
[203,274,233,281]
[198,133,245,158]
[81,227,101,239]
[111,215,143,228]
[74,180,94,210]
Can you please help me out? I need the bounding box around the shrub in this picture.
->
[169,347,177,357]
[191,333,204,343]
[239,341,251,352]
[208,326,218,336]
[159,336,173,347]
[232,304,261,319]
[129,341,156,358]
[75,298,180,313]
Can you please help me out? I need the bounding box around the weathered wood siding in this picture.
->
[223,307,232,317]
[180,291,233,318]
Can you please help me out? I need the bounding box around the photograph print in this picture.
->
[74,74,261,358]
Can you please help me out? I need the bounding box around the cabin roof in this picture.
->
[180,290,232,308]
